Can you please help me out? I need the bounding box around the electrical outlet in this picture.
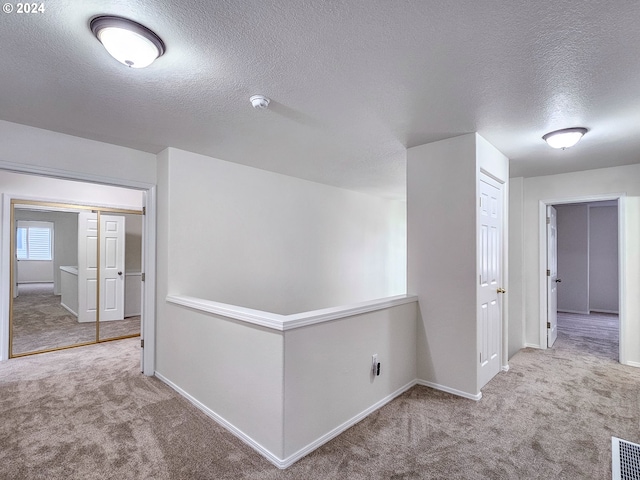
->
[371,354,378,375]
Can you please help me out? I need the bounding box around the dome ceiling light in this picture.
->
[90,15,165,68]
[542,127,588,149]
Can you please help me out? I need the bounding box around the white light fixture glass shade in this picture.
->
[91,16,165,68]
[542,127,588,149]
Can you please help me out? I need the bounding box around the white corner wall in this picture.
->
[160,147,406,314]
[156,303,285,460]
[283,302,417,460]
[408,134,477,396]
[408,133,508,397]
[511,163,640,366]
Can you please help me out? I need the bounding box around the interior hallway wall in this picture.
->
[158,147,407,315]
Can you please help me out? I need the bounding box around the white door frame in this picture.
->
[0,162,157,376]
[538,194,625,363]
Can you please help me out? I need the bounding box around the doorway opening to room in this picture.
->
[543,198,621,362]
[0,167,157,375]
[9,200,144,358]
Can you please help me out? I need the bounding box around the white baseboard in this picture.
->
[557,309,590,315]
[624,360,640,368]
[501,364,510,372]
[590,309,619,315]
[154,372,284,468]
[60,302,78,317]
[524,343,542,349]
[155,372,416,470]
[415,379,482,401]
[280,380,416,468]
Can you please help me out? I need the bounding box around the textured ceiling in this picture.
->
[1,0,640,199]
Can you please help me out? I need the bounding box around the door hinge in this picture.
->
[141,273,145,282]
[142,206,146,215]
[141,339,144,348]
[546,217,551,224]
[547,322,551,329]
[547,269,551,276]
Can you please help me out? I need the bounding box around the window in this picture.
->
[16,222,53,261]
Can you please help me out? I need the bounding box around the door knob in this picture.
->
[555,278,562,283]
[117,271,123,276]
[497,288,506,294]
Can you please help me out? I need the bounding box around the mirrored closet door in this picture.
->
[10,200,143,357]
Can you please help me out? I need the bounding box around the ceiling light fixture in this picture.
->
[250,95,270,109]
[90,16,165,68]
[542,127,588,149]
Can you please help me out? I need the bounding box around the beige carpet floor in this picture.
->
[12,283,140,355]
[1,316,638,479]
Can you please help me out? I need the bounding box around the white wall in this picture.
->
[160,147,406,314]
[508,177,524,359]
[156,303,285,459]
[589,205,618,313]
[510,163,640,366]
[408,133,508,397]
[556,204,589,313]
[0,120,156,185]
[408,134,477,396]
[155,146,412,464]
[283,302,417,459]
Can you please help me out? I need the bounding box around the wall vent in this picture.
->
[613,437,640,480]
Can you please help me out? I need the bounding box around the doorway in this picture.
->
[9,200,143,357]
[0,167,157,375]
[541,197,622,361]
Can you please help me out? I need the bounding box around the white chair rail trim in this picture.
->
[166,294,419,331]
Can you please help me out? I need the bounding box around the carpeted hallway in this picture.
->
[0,314,638,479]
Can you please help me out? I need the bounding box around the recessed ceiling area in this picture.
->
[1,1,640,199]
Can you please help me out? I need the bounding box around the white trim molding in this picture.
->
[166,294,419,331]
[416,379,482,401]
[154,372,284,468]
[279,380,416,469]
[156,372,416,469]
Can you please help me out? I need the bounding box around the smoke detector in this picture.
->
[250,95,270,109]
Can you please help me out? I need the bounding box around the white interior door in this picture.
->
[547,206,559,347]
[78,211,98,323]
[100,215,125,322]
[478,174,503,389]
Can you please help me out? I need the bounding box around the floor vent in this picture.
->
[613,437,640,480]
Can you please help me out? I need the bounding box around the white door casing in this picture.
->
[100,214,125,322]
[78,211,98,323]
[478,173,503,389]
[547,205,558,347]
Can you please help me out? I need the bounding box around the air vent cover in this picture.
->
[613,437,640,480]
